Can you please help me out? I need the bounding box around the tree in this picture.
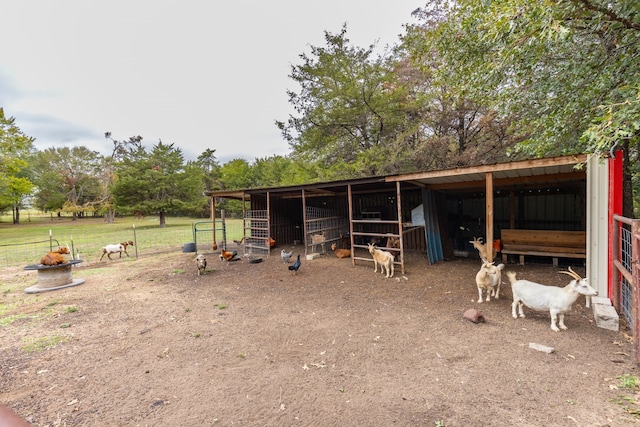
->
[112,140,204,227]
[279,23,521,179]
[277,25,411,179]
[218,158,255,190]
[197,148,223,193]
[252,155,318,188]
[409,1,640,215]
[101,133,144,223]
[32,146,104,219]
[0,108,35,223]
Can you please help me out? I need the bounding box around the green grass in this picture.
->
[0,313,31,327]
[0,213,245,267]
[22,335,69,353]
[617,374,640,390]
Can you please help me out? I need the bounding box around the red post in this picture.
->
[609,150,623,299]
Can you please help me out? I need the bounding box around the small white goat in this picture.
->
[475,261,505,303]
[507,267,598,332]
[311,232,326,254]
[367,243,394,278]
[100,241,134,261]
[469,237,496,263]
[196,254,207,275]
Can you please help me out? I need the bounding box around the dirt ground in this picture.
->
[1,247,640,427]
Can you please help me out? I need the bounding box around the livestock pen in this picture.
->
[0,215,244,269]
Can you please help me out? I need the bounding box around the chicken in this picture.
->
[281,249,292,263]
[233,237,245,246]
[220,249,240,262]
[288,254,301,275]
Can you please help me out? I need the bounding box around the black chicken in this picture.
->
[288,254,301,275]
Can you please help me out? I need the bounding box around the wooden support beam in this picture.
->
[486,172,494,263]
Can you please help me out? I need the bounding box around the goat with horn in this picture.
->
[507,267,598,332]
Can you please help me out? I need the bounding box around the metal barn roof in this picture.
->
[204,154,588,199]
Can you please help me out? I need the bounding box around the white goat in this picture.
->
[367,243,394,278]
[196,254,207,275]
[507,267,598,332]
[475,261,505,303]
[100,241,134,261]
[469,237,496,263]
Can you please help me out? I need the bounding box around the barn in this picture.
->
[205,153,618,300]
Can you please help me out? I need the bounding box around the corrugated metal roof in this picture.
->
[204,154,588,199]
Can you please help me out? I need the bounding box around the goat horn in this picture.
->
[559,267,582,281]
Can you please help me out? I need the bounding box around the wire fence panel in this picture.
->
[0,221,245,269]
[620,225,633,326]
[0,239,63,268]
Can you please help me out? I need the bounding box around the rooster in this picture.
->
[220,249,240,262]
[281,249,292,263]
[288,254,301,275]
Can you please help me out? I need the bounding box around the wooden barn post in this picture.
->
[485,172,494,262]
[211,196,217,250]
[267,191,271,255]
[348,184,355,266]
[302,189,308,256]
[395,181,404,275]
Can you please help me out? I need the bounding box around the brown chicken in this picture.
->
[219,249,239,262]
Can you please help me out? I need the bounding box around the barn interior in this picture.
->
[206,155,588,272]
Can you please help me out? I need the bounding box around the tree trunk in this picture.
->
[159,211,166,228]
[104,209,115,224]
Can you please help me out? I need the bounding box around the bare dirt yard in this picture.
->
[1,248,640,427]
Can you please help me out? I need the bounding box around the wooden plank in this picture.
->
[501,230,586,247]
[501,249,586,258]
[502,244,586,254]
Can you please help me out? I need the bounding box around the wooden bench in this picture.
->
[500,229,586,266]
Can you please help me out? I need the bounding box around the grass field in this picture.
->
[0,212,244,268]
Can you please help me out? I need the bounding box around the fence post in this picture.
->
[221,210,227,251]
[133,224,138,258]
[612,218,621,310]
[633,220,640,362]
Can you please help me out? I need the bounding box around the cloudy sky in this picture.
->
[1,1,420,164]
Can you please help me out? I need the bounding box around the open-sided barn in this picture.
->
[205,154,614,288]
[207,152,640,361]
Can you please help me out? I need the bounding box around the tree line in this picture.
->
[2,1,638,224]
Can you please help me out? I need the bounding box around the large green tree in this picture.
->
[252,155,319,188]
[32,146,103,220]
[112,140,203,227]
[0,108,35,223]
[277,25,410,179]
[101,133,144,223]
[278,24,522,179]
[408,0,640,214]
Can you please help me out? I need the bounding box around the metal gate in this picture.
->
[612,214,640,361]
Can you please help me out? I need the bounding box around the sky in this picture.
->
[1,1,420,164]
